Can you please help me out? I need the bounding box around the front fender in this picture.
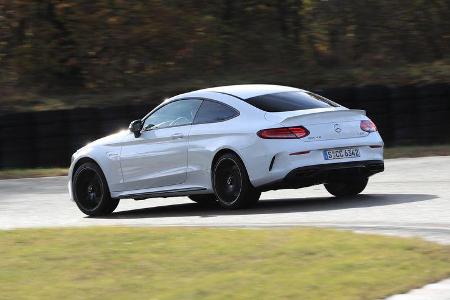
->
[68,145,123,199]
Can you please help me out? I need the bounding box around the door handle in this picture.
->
[171,133,184,139]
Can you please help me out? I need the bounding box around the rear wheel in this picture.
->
[188,194,217,206]
[73,162,119,216]
[212,153,261,209]
[324,177,368,197]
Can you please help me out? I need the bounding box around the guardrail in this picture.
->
[0,84,449,169]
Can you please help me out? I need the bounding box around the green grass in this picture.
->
[0,167,67,179]
[384,144,450,159]
[0,227,449,300]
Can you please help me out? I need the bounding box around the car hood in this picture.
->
[90,130,130,147]
[75,130,130,154]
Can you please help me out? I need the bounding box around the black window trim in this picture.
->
[192,98,240,125]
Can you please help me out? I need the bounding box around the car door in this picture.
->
[120,99,203,191]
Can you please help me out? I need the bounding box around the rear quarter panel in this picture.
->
[186,113,265,191]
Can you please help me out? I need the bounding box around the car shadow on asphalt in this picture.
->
[92,193,437,219]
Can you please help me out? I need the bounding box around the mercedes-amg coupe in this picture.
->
[69,84,384,216]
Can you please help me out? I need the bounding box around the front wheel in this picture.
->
[212,153,261,209]
[324,177,368,197]
[72,162,120,216]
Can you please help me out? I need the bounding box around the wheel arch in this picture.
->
[71,156,111,188]
[210,148,256,188]
[72,157,101,176]
[211,148,242,171]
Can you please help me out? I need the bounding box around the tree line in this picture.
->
[0,0,449,96]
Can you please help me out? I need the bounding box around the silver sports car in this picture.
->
[69,84,384,215]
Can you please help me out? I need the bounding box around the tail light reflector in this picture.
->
[257,126,310,139]
[360,120,377,133]
[290,150,311,155]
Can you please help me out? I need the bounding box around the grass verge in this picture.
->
[0,167,68,179]
[384,144,450,159]
[0,227,449,300]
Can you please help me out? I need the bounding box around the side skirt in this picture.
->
[116,187,207,200]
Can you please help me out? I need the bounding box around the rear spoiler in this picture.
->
[265,108,367,124]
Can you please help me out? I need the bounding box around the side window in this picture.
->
[193,100,239,124]
[143,99,202,130]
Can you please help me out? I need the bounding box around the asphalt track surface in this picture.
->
[1,156,449,245]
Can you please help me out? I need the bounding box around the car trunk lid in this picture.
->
[265,108,369,141]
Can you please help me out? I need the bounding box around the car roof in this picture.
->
[195,84,303,100]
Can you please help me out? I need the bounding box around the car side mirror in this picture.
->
[129,120,143,138]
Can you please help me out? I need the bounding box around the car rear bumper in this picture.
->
[258,160,384,191]
[240,131,384,188]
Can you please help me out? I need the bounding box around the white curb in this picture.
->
[385,278,450,300]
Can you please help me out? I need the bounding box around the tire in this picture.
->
[188,194,217,206]
[212,153,261,209]
[324,177,368,197]
[72,162,120,216]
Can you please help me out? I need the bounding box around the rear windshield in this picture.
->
[245,91,339,112]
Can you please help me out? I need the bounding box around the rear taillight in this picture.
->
[360,120,377,133]
[257,126,310,139]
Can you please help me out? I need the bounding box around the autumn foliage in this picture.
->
[0,1,449,98]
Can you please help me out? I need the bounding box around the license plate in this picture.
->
[323,148,360,160]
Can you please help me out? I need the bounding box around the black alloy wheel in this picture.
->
[212,153,260,209]
[73,162,119,216]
